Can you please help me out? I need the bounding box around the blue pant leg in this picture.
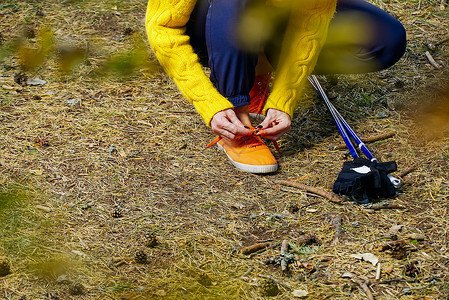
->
[315,0,407,74]
[185,0,209,65]
[205,0,258,107]
[186,0,257,107]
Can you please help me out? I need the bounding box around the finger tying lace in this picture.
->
[256,128,281,153]
[206,126,280,153]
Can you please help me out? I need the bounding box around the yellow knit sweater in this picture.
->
[146,0,337,125]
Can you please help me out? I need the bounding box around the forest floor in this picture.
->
[1,0,449,299]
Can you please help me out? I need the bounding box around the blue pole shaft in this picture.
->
[308,76,360,159]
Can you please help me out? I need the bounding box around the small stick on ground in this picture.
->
[10,134,30,141]
[425,51,442,69]
[397,167,416,178]
[36,205,52,212]
[241,242,270,255]
[240,267,254,278]
[280,240,289,256]
[84,92,101,102]
[281,187,327,201]
[248,242,282,258]
[335,132,395,150]
[364,202,406,211]
[376,263,382,280]
[273,180,342,204]
[362,235,397,249]
[352,278,374,300]
[331,214,343,244]
[280,240,289,271]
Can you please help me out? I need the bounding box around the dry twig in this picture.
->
[334,132,395,150]
[425,51,442,69]
[280,240,289,255]
[363,235,396,249]
[241,242,270,255]
[352,278,374,300]
[331,214,343,244]
[363,201,405,211]
[397,167,416,178]
[249,242,281,258]
[376,263,382,280]
[273,180,342,204]
[280,240,289,271]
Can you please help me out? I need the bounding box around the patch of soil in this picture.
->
[0,0,448,299]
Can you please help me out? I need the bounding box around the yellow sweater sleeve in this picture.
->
[263,0,337,117]
[145,0,234,125]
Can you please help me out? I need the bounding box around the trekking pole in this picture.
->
[307,75,401,189]
[308,76,361,159]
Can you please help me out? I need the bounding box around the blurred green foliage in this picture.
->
[15,27,54,71]
[0,188,33,255]
[0,30,157,79]
[30,256,75,280]
[99,34,158,79]
[0,0,158,80]
[0,185,82,282]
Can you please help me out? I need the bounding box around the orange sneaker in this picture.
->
[248,73,273,117]
[207,127,278,173]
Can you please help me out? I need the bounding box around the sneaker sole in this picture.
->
[217,142,278,174]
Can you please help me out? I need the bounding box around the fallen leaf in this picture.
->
[384,264,394,274]
[350,253,379,266]
[36,205,52,212]
[66,98,80,106]
[56,274,69,283]
[30,169,43,175]
[298,261,315,271]
[389,224,404,234]
[27,77,47,85]
[341,272,355,278]
[71,250,87,258]
[292,289,308,297]
[231,202,245,209]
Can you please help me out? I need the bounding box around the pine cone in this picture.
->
[260,278,280,297]
[405,261,420,278]
[0,256,11,277]
[134,250,147,264]
[144,232,158,248]
[68,282,85,295]
[111,208,122,218]
[14,72,28,86]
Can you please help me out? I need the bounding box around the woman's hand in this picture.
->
[258,109,291,140]
[211,109,250,141]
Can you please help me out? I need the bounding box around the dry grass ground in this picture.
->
[0,0,448,299]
